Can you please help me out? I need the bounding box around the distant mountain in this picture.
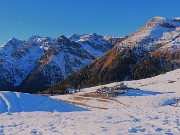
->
[47,16,180,94]
[0,34,120,93]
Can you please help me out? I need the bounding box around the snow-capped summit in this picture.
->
[145,16,166,28]
[68,34,81,41]
[153,16,165,20]
[117,16,180,53]
[69,33,101,42]
[0,37,23,60]
[28,35,42,42]
[147,16,180,29]
[0,37,22,48]
[8,37,20,43]
[175,17,180,20]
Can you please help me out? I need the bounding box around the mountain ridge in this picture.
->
[0,33,120,93]
[46,16,180,94]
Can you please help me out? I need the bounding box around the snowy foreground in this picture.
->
[1,70,180,134]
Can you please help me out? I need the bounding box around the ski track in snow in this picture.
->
[0,93,11,113]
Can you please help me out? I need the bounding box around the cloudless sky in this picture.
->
[0,0,180,45]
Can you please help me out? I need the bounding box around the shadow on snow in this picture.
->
[117,89,175,97]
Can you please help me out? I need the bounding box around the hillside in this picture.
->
[0,68,180,134]
[48,16,180,94]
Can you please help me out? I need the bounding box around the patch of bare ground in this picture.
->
[79,92,108,99]
[73,96,91,100]
[73,96,109,102]
[95,99,109,102]
[56,98,108,110]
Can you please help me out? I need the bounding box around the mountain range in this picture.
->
[46,16,180,94]
[1,16,180,94]
[0,34,120,93]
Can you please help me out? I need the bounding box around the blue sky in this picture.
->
[0,0,180,45]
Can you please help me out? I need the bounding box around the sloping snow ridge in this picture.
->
[0,91,88,114]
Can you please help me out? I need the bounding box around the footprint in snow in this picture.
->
[128,115,141,122]
[101,127,108,132]
[106,116,113,119]
[155,127,164,132]
[128,126,146,133]
[0,126,5,134]
[30,129,42,135]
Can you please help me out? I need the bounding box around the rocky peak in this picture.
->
[56,35,70,44]
[4,37,22,46]
[28,35,42,42]
[68,34,80,41]
[146,16,180,29]
[0,37,23,52]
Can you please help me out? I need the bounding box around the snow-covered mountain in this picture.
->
[0,34,120,92]
[117,16,180,59]
[49,16,180,93]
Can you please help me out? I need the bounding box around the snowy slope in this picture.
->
[0,91,87,114]
[50,69,180,134]
[0,69,180,135]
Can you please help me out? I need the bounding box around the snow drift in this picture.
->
[0,91,88,114]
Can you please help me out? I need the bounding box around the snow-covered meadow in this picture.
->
[0,69,180,134]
